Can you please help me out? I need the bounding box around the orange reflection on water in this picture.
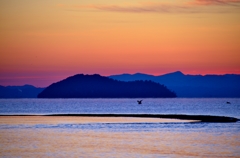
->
[0,116,239,157]
[1,129,239,157]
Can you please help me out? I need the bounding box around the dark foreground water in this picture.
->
[0,98,240,157]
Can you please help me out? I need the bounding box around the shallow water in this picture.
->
[0,98,240,157]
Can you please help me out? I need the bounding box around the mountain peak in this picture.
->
[162,71,184,77]
[171,71,184,75]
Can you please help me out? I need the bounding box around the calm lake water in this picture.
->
[0,98,240,157]
[1,98,240,117]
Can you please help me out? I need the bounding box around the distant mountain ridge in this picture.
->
[38,74,176,98]
[0,85,44,98]
[109,71,240,98]
[1,71,239,98]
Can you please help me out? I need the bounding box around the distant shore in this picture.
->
[0,114,238,123]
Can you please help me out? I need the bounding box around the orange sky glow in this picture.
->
[0,0,240,87]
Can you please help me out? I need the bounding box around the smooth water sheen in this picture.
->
[0,98,240,157]
[0,98,240,117]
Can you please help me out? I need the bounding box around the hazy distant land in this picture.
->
[1,71,240,98]
[0,85,44,98]
[109,71,240,98]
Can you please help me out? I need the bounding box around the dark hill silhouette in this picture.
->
[38,74,176,98]
[109,71,240,98]
[0,85,44,98]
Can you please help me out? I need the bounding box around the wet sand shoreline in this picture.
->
[0,114,238,123]
[0,116,197,125]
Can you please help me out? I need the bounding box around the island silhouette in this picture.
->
[1,71,240,98]
[38,74,176,98]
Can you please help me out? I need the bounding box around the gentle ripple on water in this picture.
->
[0,98,240,117]
[0,98,240,157]
[0,127,239,157]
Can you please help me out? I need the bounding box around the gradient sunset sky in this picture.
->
[1,0,240,87]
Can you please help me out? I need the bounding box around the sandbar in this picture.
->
[0,116,197,125]
[0,114,238,124]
